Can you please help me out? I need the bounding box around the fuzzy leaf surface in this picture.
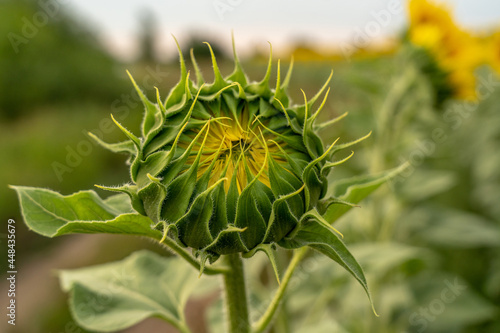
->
[59,251,197,332]
[279,218,375,311]
[11,186,160,239]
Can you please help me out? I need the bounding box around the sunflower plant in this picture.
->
[11,37,406,333]
[406,0,486,104]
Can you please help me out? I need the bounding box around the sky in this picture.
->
[63,0,500,61]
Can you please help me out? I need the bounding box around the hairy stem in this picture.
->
[223,253,250,333]
[252,247,308,333]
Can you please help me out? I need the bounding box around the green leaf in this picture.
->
[279,218,376,314]
[59,250,198,332]
[12,186,113,234]
[322,163,409,223]
[55,213,162,239]
[11,186,161,239]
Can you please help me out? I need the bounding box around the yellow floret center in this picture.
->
[182,106,283,193]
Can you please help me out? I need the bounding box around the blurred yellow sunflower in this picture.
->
[487,32,500,74]
[408,0,486,101]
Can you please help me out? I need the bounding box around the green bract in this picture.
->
[92,39,369,266]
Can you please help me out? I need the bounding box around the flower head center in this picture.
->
[180,106,279,193]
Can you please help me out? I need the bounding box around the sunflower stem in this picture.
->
[223,253,250,333]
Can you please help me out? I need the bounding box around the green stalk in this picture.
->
[223,253,250,333]
[252,247,308,333]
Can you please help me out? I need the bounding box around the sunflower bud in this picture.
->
[93,37,366,266]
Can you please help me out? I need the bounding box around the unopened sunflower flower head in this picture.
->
[91,38,367,270]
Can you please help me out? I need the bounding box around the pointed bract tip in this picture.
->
[231,30,239,62]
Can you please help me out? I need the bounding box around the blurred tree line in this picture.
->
[0,0,230,121]
[0,0,128,120]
